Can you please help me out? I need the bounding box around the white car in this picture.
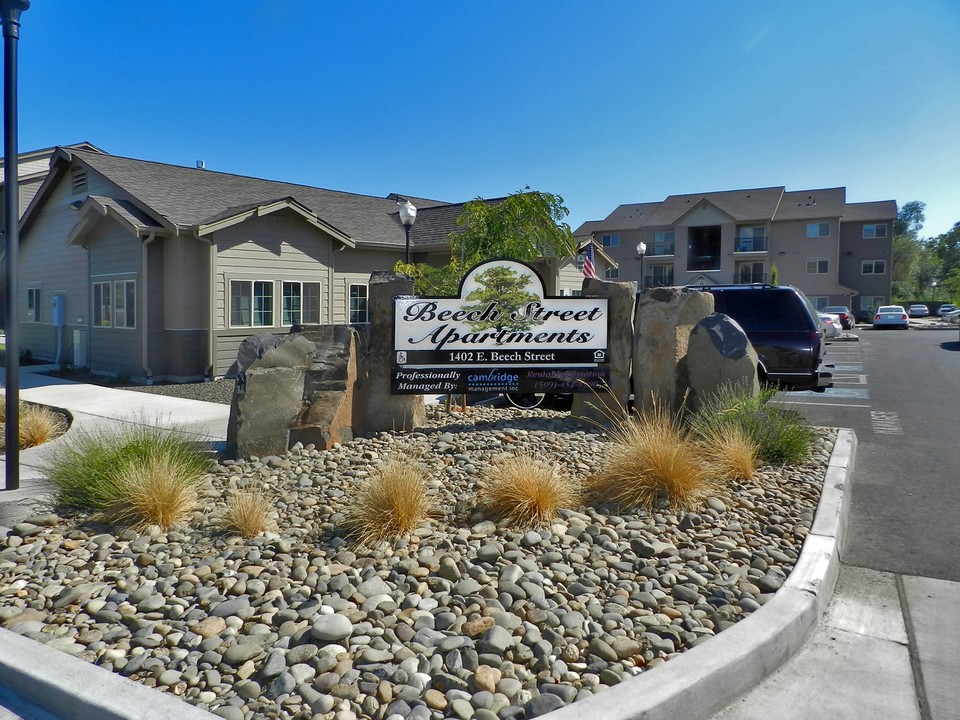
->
[818,313,842,338]
[937,303,957,317]
[873,305,909,329]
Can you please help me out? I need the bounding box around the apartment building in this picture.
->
[575,186,896,319]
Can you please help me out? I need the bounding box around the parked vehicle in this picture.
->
[693,284,833,392]
[819,313,841,338]
[908,304,930,318]
[822,305,855,330]
[873,305,909,329]
[937,303,957,317]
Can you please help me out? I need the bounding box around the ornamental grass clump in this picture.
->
[586,399,718,512]
[689,382,816,465]
[345,457,433,545]
[112,450,202,531]
[223,488,273,538]
[698,424,758,481]
[0,395,68,451]
[479,454,580,527]
[44,421,209,526]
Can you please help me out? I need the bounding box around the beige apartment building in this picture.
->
[575,186,896,320]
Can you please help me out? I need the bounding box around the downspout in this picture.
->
[140,231,158,383]
[194,233,216,380]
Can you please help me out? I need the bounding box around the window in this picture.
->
[601,234,620,248]
[575,255,585,271]
[652,231,675,256]
[687,226,721,271]
[349,284,368,324]
[736,262,765,284]
[92,279,135,328]
[27,287,41,323]
[862,260,886,275]
[604,267,619,280]
[806,258,829,274]
[863,224,887,239]
[809,296,829,310]
[649,265,674,287]
[230,280,274,327]
[860,296,885,313]
[114,280,136,328]
[806,222,830,238]
[736,226,767,252]
[282,282,322,326]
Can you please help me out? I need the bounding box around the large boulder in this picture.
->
[571,277,638,425]
[363,272,425,433]
[226,326,364,459]
[290,325,365,450]
[686,313,760,411]
[227,334,315,459]
[633,287,714,414]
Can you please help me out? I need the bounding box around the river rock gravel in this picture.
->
[0,405,833,720]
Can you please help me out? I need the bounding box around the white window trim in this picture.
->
[92,277,136,330]
[806,222,830,238]
[229,278,276,329]
[863,224,888,239]
[27,286,42,323]
[349,283,369,324]
[861,260,886,275]
[601,234,620,248]
[805,258,830,274]
[280,281,322,326]
[604,267,619,280]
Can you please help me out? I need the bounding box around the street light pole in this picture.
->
[636,242,647,290]
[398,200,417,265]
[2,0,28,492]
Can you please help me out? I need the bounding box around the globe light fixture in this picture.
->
[636,241,647,290]
[398,200,417,265]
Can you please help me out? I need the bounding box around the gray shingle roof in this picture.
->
[773,187,846,221]
[644,187,787,226]
[66,148,451,248]
[841,200,898,221]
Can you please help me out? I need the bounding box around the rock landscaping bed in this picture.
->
[0,405,832,720]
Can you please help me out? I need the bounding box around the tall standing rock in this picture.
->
[686,313,760,411]
[571,278,637,425]
[363,272,425,433]
[633,287,714,414]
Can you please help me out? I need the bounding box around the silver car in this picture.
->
[873,305,909,329]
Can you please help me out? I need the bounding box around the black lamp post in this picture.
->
[2,0,28,492]
[636,241,647,290]
[398,200,417,265]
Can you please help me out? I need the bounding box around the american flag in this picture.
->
[582,239,597,279]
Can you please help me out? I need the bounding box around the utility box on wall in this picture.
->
[51,294,65,328]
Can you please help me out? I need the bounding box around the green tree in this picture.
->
[395,188,575,296]
[450,189,576,267]
[462,266,541,334]
[932,221,960,301]
[895,200,926,238]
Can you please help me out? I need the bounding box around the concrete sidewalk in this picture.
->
[0,367,230,530]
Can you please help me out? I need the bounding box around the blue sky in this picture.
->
[17,0,960,238]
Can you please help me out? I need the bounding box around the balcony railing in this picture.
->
[649,244,674,256]
[734,237,768,252]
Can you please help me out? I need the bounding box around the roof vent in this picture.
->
[196,160,205,170]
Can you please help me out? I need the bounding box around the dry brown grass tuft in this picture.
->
[223,489,273,538]
[346,458,432,545]
[479,454,580,527]
[17,404,68,449]
[586,400,718,512]
[111,450,203,531]
[700,424,758,481]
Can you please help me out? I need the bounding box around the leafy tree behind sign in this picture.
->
[462,266,542,335]
[394,188,575,296]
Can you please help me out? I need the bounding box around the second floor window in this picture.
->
[652,231,675,255]
[806,259,829,274]
[862,260,886,275]
[807,222,830,238]
[601,234,620,248]
[863,224,888,239]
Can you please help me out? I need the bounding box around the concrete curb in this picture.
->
[0,625,219,720]
[0,429,856,720]
[545,427,856,720]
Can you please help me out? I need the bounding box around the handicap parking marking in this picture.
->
[831,363,864,372]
